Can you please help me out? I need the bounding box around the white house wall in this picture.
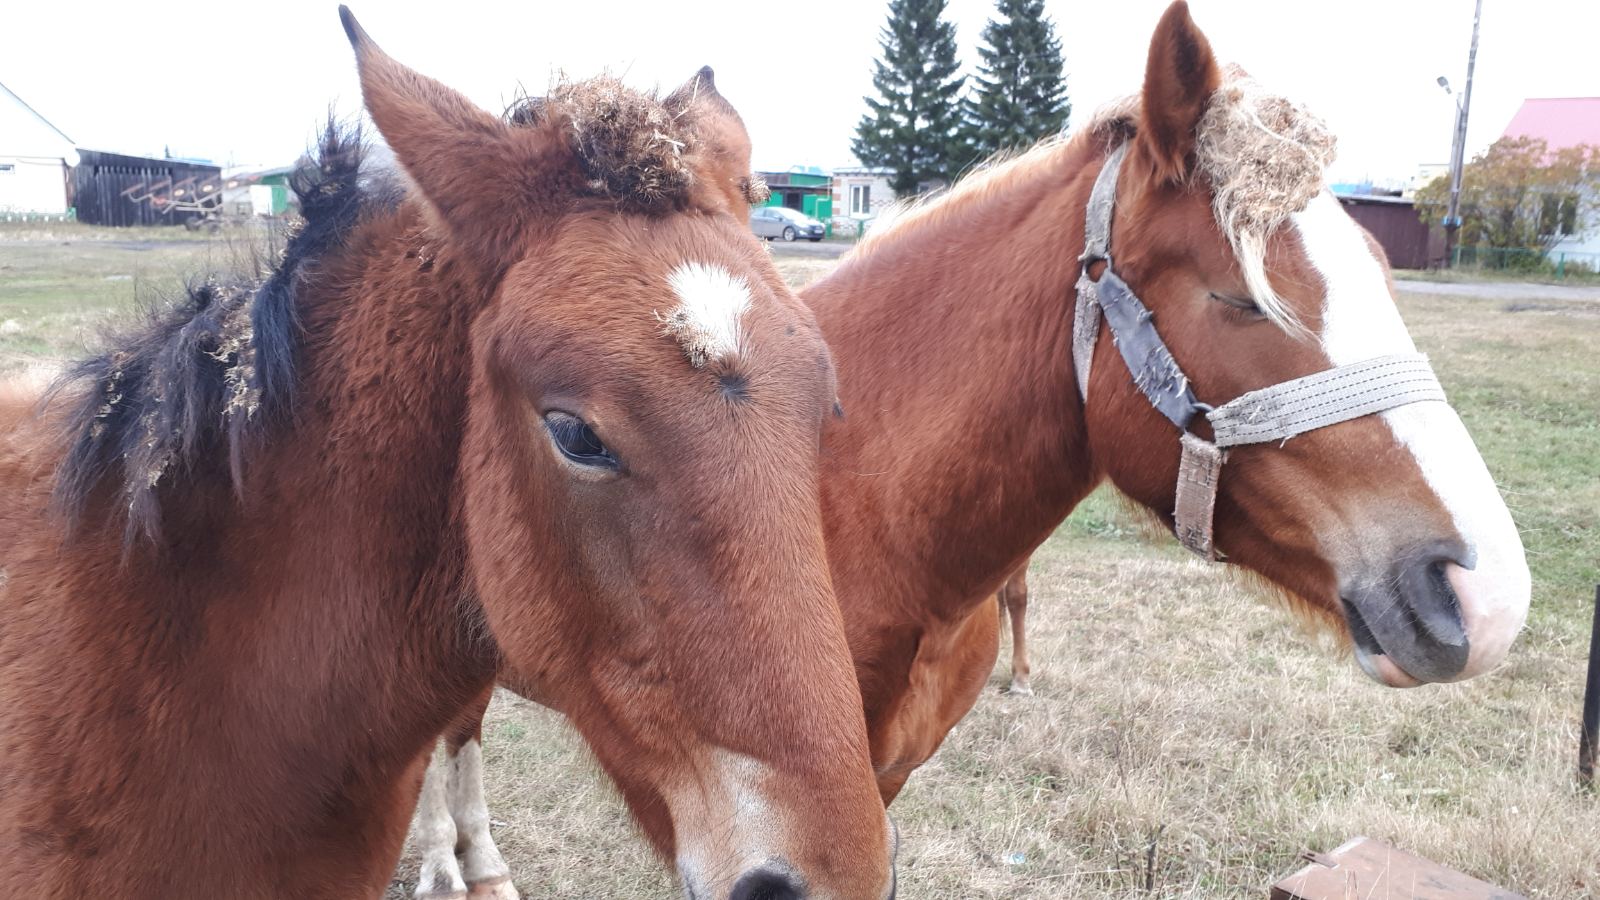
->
[0,156,70,215]
[1,82,76,215]
[1549,190,1600,261]
[830,172,896,236]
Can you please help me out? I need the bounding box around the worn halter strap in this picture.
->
[1072,142,1448,559]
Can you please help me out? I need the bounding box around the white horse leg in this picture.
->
[415,741,468,899]
[448,737,518,899]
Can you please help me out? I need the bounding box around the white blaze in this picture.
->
[661,262,752,368]
[672,749,782,899]
[1292,192,1531,674]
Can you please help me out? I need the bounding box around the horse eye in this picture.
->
[1209,291,1264,317]
[543,412,618,469]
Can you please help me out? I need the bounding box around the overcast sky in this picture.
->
[4,0,1597,184]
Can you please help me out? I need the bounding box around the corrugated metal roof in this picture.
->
[1500,97,1600,150]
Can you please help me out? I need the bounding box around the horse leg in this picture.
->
[446,693,517,899]
[1000,567,1032,695]
[414,741,468,900]
[873,601,1001,804]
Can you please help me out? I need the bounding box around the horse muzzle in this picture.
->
[683,812,898,900]
[1342,538,1529,687]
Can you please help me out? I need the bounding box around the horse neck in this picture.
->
[12,202,499,888]
[205,201,500,741]
[807,140,1105,624]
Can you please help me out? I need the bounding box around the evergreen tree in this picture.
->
[964,0,1070,161]
[852,0,967,196]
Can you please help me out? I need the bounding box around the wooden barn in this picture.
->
[72,149,222,227]
[1337,192,1443,270]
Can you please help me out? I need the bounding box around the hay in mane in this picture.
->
[507,76,698,213]
[1092,68,1337,331]
[51,120,381,545]
[1193,70,1337,331]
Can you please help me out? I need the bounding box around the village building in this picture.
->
[222,164,297,218]
[755,166,834,236]
[3,80,234,226]
[0,80,77,219]
[829,165,895,236]
[1499,96,1600,259]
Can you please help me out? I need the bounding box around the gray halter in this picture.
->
[1072,142,1448,559]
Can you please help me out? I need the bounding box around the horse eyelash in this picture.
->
[1209,291,1266,320]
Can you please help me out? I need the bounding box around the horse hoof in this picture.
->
[468,876,520,900]
[1007,680,1034,697]
[416,891,468,900]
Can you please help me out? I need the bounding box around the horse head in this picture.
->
[342,10,893,898]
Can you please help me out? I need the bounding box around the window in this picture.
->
[1540,193,1580,237]
[850,183,871,216]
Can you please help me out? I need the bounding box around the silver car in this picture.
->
[750,206,826,242]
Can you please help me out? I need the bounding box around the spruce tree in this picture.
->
[852,0,967,196]
[964,0,1070,161]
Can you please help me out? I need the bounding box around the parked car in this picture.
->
[750,206,825,242]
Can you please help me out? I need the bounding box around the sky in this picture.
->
[3,0,1598,185]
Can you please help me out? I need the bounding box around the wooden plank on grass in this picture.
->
[1270,836,1525,900]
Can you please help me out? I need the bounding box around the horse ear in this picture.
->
[338,7,568,267]
[665,67,768,215]
[1138,1,1221,183]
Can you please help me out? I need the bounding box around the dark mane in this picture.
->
[51,120,384,544]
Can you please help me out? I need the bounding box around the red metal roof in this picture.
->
[1500,97,1600,150]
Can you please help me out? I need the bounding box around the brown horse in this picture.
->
[0,10,894,900]
[818,0,1530,801]
[416,0,1533,872]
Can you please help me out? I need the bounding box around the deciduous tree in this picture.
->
[1416,137,1600,254]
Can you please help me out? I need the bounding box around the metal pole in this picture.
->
[1443,0,1483,268]
[1580,584,1600,787]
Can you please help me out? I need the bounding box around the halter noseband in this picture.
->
[1072,142,1448,560]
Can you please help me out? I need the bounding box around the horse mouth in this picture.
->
[1341,573,1468,689]
[1344,598,1423,688]
[1336,538,1476,688]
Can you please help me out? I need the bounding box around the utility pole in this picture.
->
[1442,0,1483,268]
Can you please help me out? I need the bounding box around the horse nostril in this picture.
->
[729,867,805,900]
[1414,559,1467,647]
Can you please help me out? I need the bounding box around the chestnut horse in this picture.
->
[0,10,895,900]
[822,0,1529,801]
[415,0,1532,875]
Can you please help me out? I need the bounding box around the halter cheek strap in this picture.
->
[1073,142,1448,559]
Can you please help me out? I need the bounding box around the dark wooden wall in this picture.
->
[72,149,222,227]
[1339,197,1443,270]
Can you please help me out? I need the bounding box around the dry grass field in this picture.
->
[2,226,1596,897]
